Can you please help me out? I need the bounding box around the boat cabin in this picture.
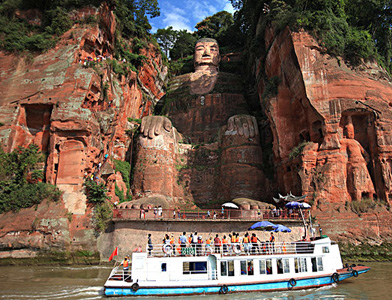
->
[130,238,343,284]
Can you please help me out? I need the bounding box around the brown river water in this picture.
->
[0,262,389,300]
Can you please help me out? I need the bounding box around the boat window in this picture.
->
[267,259,273,275]
[161,263,167,272]
[228,260,234,276]
[183,261,207,275]
[283,259,290,273]
[277,258,290,274]
[240,260,255,275]
[259,259,273,275]
[311,257,323,272]
[220,261,227,276]
[295,258,308,273]
[248,260,254,275]
[311,257,317,272]
[317,257,323,271]
[240,260,247,275]
[322,246,329,253]
[301,258,307,272]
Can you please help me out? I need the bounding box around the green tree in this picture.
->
[170,30,197,60]
[84,179,109,204]
[0,144,62,213]
[195,11,234,40]
[154,26,177,57]
[114,0,160,38]
[231,0,390,70]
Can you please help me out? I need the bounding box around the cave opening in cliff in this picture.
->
[20,104,53,182]
[311,120,324,144]
[23,104,52,141]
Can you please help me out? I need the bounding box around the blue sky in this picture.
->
[149,0,235,33]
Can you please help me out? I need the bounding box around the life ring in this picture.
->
[131,283,139,292]
[352,270,359,277]
[233,245,241,254]
[219,285,228,294]
[289,278,297,287]
[332,272,339,283]
[163,244,173,255]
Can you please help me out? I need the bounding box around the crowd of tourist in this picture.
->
[144,231,281,257]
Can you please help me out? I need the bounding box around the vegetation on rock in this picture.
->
[0,0,159,52]
[0,144,62,213]
[231,0,392,72]
[84,179,112,232]
[114,159,132,203]
[339,242,392,262]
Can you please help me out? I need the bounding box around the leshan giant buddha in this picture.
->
[131,38,270,207]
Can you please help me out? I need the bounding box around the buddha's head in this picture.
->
[194,38,220,72]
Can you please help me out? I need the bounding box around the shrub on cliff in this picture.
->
[0,144,62,213]
[93,201,112,232]
[84,179,109,204]
[113,159,132,203]
[83,179,112,232]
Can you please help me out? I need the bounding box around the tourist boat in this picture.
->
[103,236,370,296]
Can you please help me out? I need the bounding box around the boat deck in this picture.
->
[146,241,316,258]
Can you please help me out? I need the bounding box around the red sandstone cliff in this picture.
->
[1,4,392,258]
[259,26,392,242]
[0,4,167,255]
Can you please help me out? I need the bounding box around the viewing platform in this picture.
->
[112,208,308,221]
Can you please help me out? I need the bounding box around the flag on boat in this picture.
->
[108,247,118,262]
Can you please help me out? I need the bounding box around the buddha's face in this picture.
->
[194,41,220,71]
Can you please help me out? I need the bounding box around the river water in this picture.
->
[0,262,388,300]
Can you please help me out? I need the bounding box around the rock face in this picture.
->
[132,69,271,206]
[0,4,167,253]
[1,3,392,256]
[258,26,392,241]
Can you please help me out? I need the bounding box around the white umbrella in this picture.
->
[221,202,239,209]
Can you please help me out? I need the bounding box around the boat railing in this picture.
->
[145,241,315,257]
[107,263,133,282]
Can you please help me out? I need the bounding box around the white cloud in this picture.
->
[223,2,234,14]
[162,12,193,31]
[150,0,235,33]
[158,1,193,32]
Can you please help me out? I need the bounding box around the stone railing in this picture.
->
[112,208,308,221]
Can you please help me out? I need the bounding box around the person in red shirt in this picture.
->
[214,234,221,254]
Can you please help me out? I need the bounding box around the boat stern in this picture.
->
[335,264,370,282]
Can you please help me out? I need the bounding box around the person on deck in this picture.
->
[222,235,228,254]
[214,234,221,254]
[147,233,153,256]
[251,233,259,254]
[270,232,275,253]
[205,237,212,255]
[179,232,187,256]
[121,256,129,277]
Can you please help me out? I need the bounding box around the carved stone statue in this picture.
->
[341,115,375,200]
[131,38,268,206]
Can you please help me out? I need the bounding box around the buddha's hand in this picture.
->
[140,116,172,139]
[227,115,259,138]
